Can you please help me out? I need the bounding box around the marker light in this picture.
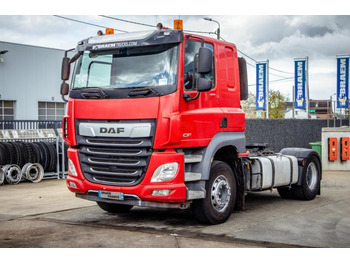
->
[68,158,78,177]
[105,28,114,35]
[174,19,183,30]
[152,190,172,196]
[68,181,77,188]
[151,162,179,182]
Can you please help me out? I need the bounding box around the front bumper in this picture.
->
[66,148,188,205]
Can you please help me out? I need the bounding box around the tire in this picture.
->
[2,142,16,164]
[277,187,294,199]
[292,155,321,200]
[192,161,237,224]
[0,143,7,165]
[97,202,133,213]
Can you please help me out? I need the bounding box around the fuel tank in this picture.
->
[246,154,298,191]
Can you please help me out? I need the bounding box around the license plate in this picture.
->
[98,191,124,201]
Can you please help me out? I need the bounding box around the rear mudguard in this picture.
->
[279,147,322,187]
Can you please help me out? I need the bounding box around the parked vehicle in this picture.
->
[61,22,321,224]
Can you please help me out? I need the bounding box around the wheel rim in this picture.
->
[211,175,231,213]
[306,162,318,191]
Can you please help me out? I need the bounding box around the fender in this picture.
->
[187,132,246,181]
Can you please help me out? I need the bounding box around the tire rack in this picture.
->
[56,128,67,179]
[0,129,64,180]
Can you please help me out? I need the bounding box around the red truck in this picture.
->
[60,23,321,224]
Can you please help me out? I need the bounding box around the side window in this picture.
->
[184,40,214,91]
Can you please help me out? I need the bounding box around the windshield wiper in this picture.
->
[80,87,109,99]
[128,87,163,97]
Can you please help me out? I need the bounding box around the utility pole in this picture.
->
[203,17,221,40]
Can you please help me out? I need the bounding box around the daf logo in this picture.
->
[100,127,125,134]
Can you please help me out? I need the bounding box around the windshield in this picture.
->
[72,44,178,89]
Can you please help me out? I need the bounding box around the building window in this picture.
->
[38,102,65,121]
[0,100,15,129]
[0,100,15,120]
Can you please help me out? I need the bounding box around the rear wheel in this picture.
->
[292,155,321,200]
[192,161,236,224]
[97,202,133,213]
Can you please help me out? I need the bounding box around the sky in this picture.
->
[1,1,350,101]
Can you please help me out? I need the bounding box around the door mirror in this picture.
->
[197,77,212,92]
[61,57,71,81]
[238,57,248,100]
[61,82,69,96]
[198,47,213,74]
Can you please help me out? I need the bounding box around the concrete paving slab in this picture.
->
[0,171,349,247]
[0,179,94,220]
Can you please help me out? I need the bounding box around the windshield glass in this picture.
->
[72,44,178,89]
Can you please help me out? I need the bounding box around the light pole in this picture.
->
[203,17,220,40]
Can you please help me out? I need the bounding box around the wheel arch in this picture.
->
[279,147,322,186]
[200,132,245,181]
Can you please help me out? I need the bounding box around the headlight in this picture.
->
[68,158,78,177]
[151,162,179,182]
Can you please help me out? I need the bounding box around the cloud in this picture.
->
[1,15,349,100]
[220,15,350,61]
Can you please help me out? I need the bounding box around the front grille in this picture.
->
[77,120,155,186]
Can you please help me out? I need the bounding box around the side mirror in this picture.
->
[61,82,69,96]
[61,57,71,81]
[198,47,213,74]
[197,77,212,92]
[238,57,248,100]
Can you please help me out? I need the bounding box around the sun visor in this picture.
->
[76,30,183,52]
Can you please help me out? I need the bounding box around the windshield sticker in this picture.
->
[92,41,138,50]
[159,78,168,85]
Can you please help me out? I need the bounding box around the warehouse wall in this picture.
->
[0,41,64,120]
[246,119,350,152]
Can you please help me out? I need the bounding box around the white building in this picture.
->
[0,41,64,121]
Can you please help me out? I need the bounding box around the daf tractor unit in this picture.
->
[60,21,321,224]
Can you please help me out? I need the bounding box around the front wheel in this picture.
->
[192,161,237,224]
[97,202,133,213]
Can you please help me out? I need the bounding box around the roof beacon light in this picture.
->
[174,19,183,30]
[105,28,114,35]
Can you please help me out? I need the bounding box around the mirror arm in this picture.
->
[61,94,68,102]
[183,91,200,102]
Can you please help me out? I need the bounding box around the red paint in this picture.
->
[64,32,245,204]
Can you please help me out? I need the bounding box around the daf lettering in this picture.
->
[100,127,125,134]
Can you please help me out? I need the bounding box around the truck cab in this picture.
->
[61,26,321,224]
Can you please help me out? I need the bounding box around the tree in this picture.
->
[241,91,256,118]
[241,90,287,119]
[268,90,286,119]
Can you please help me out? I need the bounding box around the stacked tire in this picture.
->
[0,141,68,186]
[0,141,58,171]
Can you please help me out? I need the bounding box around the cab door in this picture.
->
[179,38,223,147]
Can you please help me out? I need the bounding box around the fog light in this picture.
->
[68,181,77,188]
[151,162,179,182]
[68,158,78,177]
[152,190,172,196]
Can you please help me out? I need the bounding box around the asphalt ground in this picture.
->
[0,171,349,250]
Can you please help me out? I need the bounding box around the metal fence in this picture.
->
[0,120,62,133]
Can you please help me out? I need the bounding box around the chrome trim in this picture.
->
[86,148,143,156]
[79,122,152,138]
[184,155,203,163]
[77,193,191,209]
[90,168,138,176]
[184,172,202,182]
[186,190,205,200]
[88,157,141,166]
[86,139,144,147]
